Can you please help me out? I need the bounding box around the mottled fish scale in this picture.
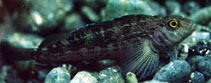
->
[42,15,155,54]
[34,14,196,80]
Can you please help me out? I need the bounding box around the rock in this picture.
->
[183,1,201,15]
[2,32,43,48]
[81,6,99,22]
[179,31,207,49]
[178,44,189,60]
[145,1,166,16]
[178,53,188,60]
[81,0,108,9]
[70,71,97,83]
[0,66,9,83]
[191,32,211,44]
[38,70,49,82]
[188,34,211,57]
[165,0,181,15]
[189,71,205,83]
[198,57,211,77]
[189,44,211,56]
[187,56,205,71]
[190,6,211,25]
[207,78,211,83]
[153,60,191,82]
[0,66,22,83]
[14,0,73,33]
[98,66,124,83]
[178,31,211,55]
[126,72,138,83]
[62,13,85,32]
[30,0,72,25]
[101,0,154,21]
[143,80,167,83]
[44,67,70,83]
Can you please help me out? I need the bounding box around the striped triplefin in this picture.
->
[5,14,196,80]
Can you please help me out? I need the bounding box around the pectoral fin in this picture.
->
[120,40,159,80]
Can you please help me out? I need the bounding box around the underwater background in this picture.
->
[0,0,211,83]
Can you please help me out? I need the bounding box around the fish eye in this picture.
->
[169,20,178,28]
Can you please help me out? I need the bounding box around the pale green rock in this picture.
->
[126,72,138,83]
[165,0,181,15]
[45,67,71,83]
[2,32,43,48]
[14,0,73,32]
[101,0,155,21]
[183,1,201,15]
[82,6,99,22]
[207,78,211,83]
[98,66,124,83]
[63,13,85,32]
[190,6,211,25]
[30,0,72,27]
[145,0,166,16]
[70,71,97,83]
[143,80,168,83]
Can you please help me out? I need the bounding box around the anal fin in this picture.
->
[120,39,159,80]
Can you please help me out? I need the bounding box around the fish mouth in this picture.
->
[172,23,197,44]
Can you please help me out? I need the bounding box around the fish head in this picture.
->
[150,16,196,51]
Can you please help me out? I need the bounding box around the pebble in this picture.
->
[2,32,43,48]
[143,80,168,83]
[0,66,22,83]
[101,0,154,21]
[189,44,210,56]
[178,44,189,60]
[98,66,124,83]
[190,6,211,25]
[126,72,138,83]
[70,71,97,83]
[198,57,211,77]
[81,6,99,22]
[165,0,181,15]
[153,60,191,82]
[44,67,70,83]
[14,0,72,33]
[145,1,166,16]
[191,32,210,44]
[189,71,205,83]
[188,56,205,71]
[183,1,201,15]
[207,78,211,83]
[63,13,85,32]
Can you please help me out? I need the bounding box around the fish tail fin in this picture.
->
[120,40,159,80]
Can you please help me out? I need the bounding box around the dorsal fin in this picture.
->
[38,33,69,50]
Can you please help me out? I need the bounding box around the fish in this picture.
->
[4,14,196,80]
